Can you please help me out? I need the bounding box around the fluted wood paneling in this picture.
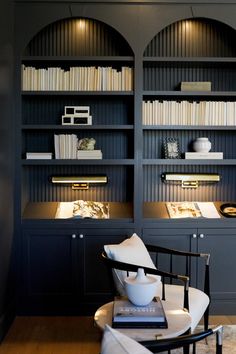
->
[143,130,236,159]
[143,63,236,91]
[23,166,133,202]
[143,165,236,202]
[24,18,133,56]
[143,19,236,91]
[144,19,236,57]
[22,96,134,125]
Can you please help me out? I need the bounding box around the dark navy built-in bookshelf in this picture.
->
[16,11,236,315]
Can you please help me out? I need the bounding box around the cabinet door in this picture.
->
[197,228,236,314]
[21,228,77,313]
[77,228,133,305]
[143,228,197,286]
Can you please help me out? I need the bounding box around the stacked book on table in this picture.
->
[112,296,168,329]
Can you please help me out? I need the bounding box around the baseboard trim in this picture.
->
[0,300,15,343]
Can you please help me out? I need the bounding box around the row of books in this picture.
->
[142,100,236,126]
[21,65,133,91]
[54,134,103,159]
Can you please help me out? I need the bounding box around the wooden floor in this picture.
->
[0,316,236,354]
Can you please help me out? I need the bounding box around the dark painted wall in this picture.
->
[0,0,15,342]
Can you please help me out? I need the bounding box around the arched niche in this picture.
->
[144,18,236,57]
[23,17,133,57]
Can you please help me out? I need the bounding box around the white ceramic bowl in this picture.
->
[124,268,159,306]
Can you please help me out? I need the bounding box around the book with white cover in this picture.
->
[185,152,223,159]
[77,150,102,159]
[26,152,52,160]
[112,296,168,328]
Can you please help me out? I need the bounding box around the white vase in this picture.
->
[124,268,159,306]
[193,137,211,153]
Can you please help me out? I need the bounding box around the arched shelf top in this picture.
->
[23,17,134,57]
[144,18,236,58]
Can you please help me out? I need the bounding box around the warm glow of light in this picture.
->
[185,20,192,32]
[77,19,86,31]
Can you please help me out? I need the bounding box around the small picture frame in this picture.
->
[163,138,181,159]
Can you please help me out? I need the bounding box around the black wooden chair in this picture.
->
[102,235,211,332]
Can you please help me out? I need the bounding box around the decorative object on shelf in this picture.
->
[180,81,211,91]
[193,137,211,153]
[51,175,108,190]
[124,268,159,306]
[161,172,221,188]
[163,138,180,159]
[62,106,92,126]
[219,203,236,218]
[78,137,96,150]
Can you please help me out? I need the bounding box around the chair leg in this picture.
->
[204,306,209,330]
[216,344,222,354]
[216,326,223,354]
[183,345,189,354]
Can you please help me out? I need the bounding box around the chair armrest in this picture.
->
[139,325,223,353]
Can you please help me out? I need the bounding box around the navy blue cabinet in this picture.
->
[20,226,133,314]
[197,229,236,315]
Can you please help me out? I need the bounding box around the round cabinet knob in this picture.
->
[72,234,77,239]
[192,234,197,239]
[79,234,84,239]
[199,234,205,239]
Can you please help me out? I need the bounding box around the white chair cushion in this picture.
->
[101,324,152,354]
[156,284,210,331]
[104,234,161,294]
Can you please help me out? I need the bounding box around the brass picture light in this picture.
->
[51,175,108,190]
[161,173,221,188]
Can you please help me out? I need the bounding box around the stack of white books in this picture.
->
[54,134,78,159]
[77,150,102,159]
[26,152,52,160]
[185,152,223,159]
